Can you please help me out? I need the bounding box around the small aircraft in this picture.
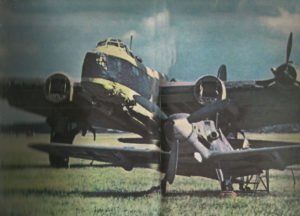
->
[1,33,300,195]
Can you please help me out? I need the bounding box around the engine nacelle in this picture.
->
[273,64,298,87]
[44,73,72,104]
[194,75,226,105]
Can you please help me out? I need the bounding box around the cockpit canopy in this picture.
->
[97,38,135,59]
[97,38,123,47]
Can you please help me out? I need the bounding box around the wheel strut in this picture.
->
[49,126,78,168]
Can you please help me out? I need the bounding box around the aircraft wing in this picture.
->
[209,145,300,177]
[226,81,300,130]
[0,78,51,116]
[29,143,162,170]
[229,138,300,149]
[160,81,198,114]
[160,80,300,130]
[0,76,83,118]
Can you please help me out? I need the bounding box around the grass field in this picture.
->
[0,133,300,216]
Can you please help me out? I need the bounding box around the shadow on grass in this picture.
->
[163,190,276,198]
[2,187,278,198]
[0,164,116,170]
[1,186,162,198]
[163,190,221,198]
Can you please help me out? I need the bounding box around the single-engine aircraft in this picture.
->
[1,33,300,195]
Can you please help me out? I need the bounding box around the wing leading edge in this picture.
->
[0,78,50,116]
[29,141,300,178]
[209,145,300,176]
[29,143,163,170]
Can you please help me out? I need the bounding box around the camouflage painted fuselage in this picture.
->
[79,39,168,137]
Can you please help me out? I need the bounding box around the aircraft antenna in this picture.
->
[129,35,133,50]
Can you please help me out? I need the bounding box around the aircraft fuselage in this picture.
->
[79,38,168,137]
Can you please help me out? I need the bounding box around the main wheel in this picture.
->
[49,129,76,168]
[161,179,167,196]
[49,154,69,168]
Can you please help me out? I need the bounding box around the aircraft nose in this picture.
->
[81,79,110,102]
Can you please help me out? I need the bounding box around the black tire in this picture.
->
[49,129,76,168]
[49,154,69,168]
[161,179,167,196]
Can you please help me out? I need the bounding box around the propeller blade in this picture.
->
[165,139,179,184]
[187,100,238,123]
[286,32,293,64]
[217,64,227,81]
[256,78,276,87]
[295,80,300,86]
[163,114,191,184]
[133,95,168,120]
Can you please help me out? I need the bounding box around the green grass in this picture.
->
[0,133,300,215]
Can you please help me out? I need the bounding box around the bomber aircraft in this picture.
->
[1,33,300,195]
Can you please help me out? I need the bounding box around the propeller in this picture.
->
[133,95,168,120]
[187,100,238,124]
[134,85,238,185]
[270,33,298,86]
[257,32,299,87]
[163,100,239,184]
[163,114,188,184]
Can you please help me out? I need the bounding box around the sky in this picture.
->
[0,0,300,123]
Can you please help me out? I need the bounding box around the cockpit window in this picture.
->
[97,39,141,65]
[97,41,106,46]
[107,41,119,47]
[98,39,121,47]
[110,39,120,42]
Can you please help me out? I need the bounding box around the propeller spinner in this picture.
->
[272,32,299,86]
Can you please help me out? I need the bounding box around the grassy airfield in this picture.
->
[0,133,299,216]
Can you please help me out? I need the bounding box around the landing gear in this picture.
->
[238,170,270,193]
[49,153,69,168]
[49,126,78,168]
[160,179,167,196]
[216,168,237,197]
[220,178,234,192]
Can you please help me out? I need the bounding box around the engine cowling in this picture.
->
[193,75,226,105]
[44,73,72,104]
[272,64,298,86]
